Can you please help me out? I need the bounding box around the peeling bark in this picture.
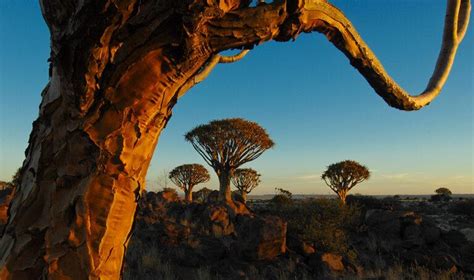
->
[0,0,470,278]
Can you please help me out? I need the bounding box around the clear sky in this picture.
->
[0,1,472,195]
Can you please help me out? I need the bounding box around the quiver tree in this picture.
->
[185,118,274,203]
[0,0,470,278]
[322,160,370,204]
[169,164,210,202]
[231,168,261,203]
[435,187,452,195]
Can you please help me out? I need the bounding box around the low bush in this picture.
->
[430,194,451,202]
[449,199,474,218]
[347,194,382,209]
[269,194,293,206]
[265,198,361,254]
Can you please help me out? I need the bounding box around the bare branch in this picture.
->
[177,49,250,99]
[209,0,471,110]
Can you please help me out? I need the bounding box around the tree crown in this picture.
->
[168,164,210,190]
[231,168,261,194]
[321,160,370,191]
[185,118,274,170]
[435,187,452,195]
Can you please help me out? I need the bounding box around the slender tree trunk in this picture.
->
[338,190,347,205]
[184,188,193,202]
[217,170,232,203]
[240,191,248,203]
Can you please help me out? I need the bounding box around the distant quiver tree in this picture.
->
[169,164,210,202]
[231,168,261,203]
[185,118,274,203]
[435,187,452,195]
[322,160,370,204]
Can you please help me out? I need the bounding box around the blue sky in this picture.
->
[0,1,472,195]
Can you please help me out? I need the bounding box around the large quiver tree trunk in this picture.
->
[0,1,213,278]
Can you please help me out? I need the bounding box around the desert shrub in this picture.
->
[449,199,474,218]
[194,187,213,203]
[430,194,451,202]
[268,199,361,254]
[162,187,177,194]
[270,188,293,206]
[380,196,402,210]
[161,188,178,198]
[270,194,293,206]
[347,194,382,209]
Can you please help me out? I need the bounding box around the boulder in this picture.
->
[235,215,287,261]
[402,224,423,247]
[442,230,468,248]
[321,253,344,272]
[365,209,401,235]
[287,234,316,256]
[422,225,441,244]
[460,228,474,242]
[205,204,234,237]
[401,211,422,225]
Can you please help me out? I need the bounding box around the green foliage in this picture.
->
[449,199,474,217]
[435,187,452,195]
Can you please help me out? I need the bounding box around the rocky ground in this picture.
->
[0,186,472,279]
[122,191,474,280]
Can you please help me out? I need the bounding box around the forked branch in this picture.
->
[177,50,250,98]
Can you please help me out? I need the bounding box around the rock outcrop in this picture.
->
[354,209,474,274]
[126,191,287,271]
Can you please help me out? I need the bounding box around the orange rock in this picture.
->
[321,253,344,272]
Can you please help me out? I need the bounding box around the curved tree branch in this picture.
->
[177,50,250,98]
[210,0,471,110]
[308,0,471,110]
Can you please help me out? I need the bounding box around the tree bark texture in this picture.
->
[241,191,248,203]
[217,170,233,203]
[0,0,469,279]
[184,189,193,202]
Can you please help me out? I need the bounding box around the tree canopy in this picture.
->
[169,164,210,201]
[322,160,370,204]
[185,118,274,171]
[435,187,452,195]
[169,164,210,190]
[231,168,261,201]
